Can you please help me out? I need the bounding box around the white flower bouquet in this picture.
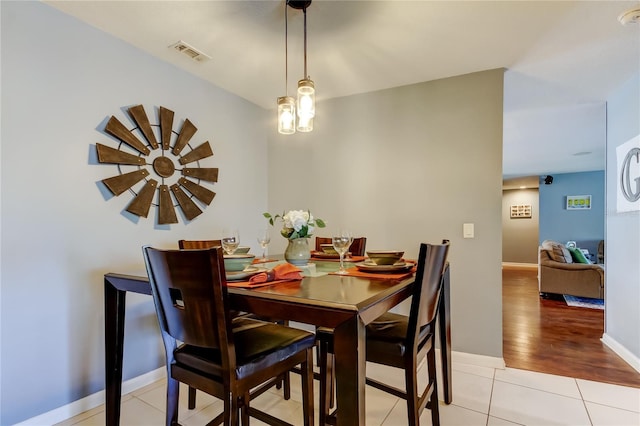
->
[263,210,326,240]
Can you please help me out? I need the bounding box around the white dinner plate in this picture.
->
[226,266,265,281]
[355,261,414,273]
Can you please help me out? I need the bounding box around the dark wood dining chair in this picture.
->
[143,246,315,426]
[177,239,292,409]
[318,240,450,426]
[314,236,367,256]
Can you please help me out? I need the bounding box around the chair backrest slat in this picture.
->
[178,239,222,250]
[409,240,450,333]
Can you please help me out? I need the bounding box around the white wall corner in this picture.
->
[601,333,640,374]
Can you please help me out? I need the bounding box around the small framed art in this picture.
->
[566,195,591,210]
[510,204,532,218]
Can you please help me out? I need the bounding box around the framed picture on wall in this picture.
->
[566,194,591,210]
[510,204,532,218]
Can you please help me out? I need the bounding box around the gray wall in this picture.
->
[502,188,539,264]
[1,3,269,424]
[604,72,640,364]
[0,2,503,424]
[267,69,505,358]
[539,171,605,256]
[8,2,636,423]
[2,2,506,424]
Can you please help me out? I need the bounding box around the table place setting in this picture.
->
[329,264,416,280]
[329,250,417,279]
[309,250,367,262]
[226,262,305,288]
[355,259,415,273]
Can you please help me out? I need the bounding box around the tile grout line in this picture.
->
[486,370,530,426]
[132,395,166,418]
[492,377,588,401]
[575,378,595,426]
[379,398,401,426]
[485,367,496,426]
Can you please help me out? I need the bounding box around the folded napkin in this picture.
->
[249,263,303,284]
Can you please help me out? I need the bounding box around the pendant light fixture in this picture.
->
[291,0,315,132]
[277,2,296,134]
[277,1,315,135]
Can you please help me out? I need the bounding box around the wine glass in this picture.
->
[221,228,240,255]
[257,229,271,261]
[332,230,353,274]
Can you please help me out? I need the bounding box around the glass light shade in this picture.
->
[277,96,296,135]
[297,112,314,132]
[297,78,315,119]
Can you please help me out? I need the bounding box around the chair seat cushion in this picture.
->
[174,318,316,380]
[366,312,431,367]
[316,313,433,368]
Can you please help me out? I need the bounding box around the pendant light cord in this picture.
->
[285,3,289,96]
[303,6,308,78]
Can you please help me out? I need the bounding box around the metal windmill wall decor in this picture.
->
[95,105,217,224]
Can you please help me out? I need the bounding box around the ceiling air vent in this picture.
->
[169,40,211,62]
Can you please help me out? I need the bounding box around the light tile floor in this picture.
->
[55,360,640,426]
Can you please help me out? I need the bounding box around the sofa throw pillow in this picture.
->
[568,247,591,264]
[541,240,572,263]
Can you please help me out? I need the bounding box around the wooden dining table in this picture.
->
[104,258,452,426]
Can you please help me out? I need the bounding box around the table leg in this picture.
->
[105,278,127,425]
[438,265,452,404]
[332,316,366,426]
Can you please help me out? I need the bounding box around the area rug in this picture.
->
[563,295,604,310]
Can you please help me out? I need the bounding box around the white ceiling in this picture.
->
[44,0,640,181]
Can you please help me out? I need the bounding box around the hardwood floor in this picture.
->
[502,266,640,388]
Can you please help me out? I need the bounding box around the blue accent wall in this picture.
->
[539,171,605,255]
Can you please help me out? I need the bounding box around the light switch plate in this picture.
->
[463,223,474,238]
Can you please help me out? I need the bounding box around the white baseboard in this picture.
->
[14,368,165,426]
[502,262,537,271]
[451,350,506,369]
[601,333,640,374]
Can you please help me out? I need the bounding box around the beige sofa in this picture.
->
[538,240,604,299]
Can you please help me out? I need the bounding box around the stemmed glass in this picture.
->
[332,229,353,274]
[221,228,240,255]
[257,229,271,261]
